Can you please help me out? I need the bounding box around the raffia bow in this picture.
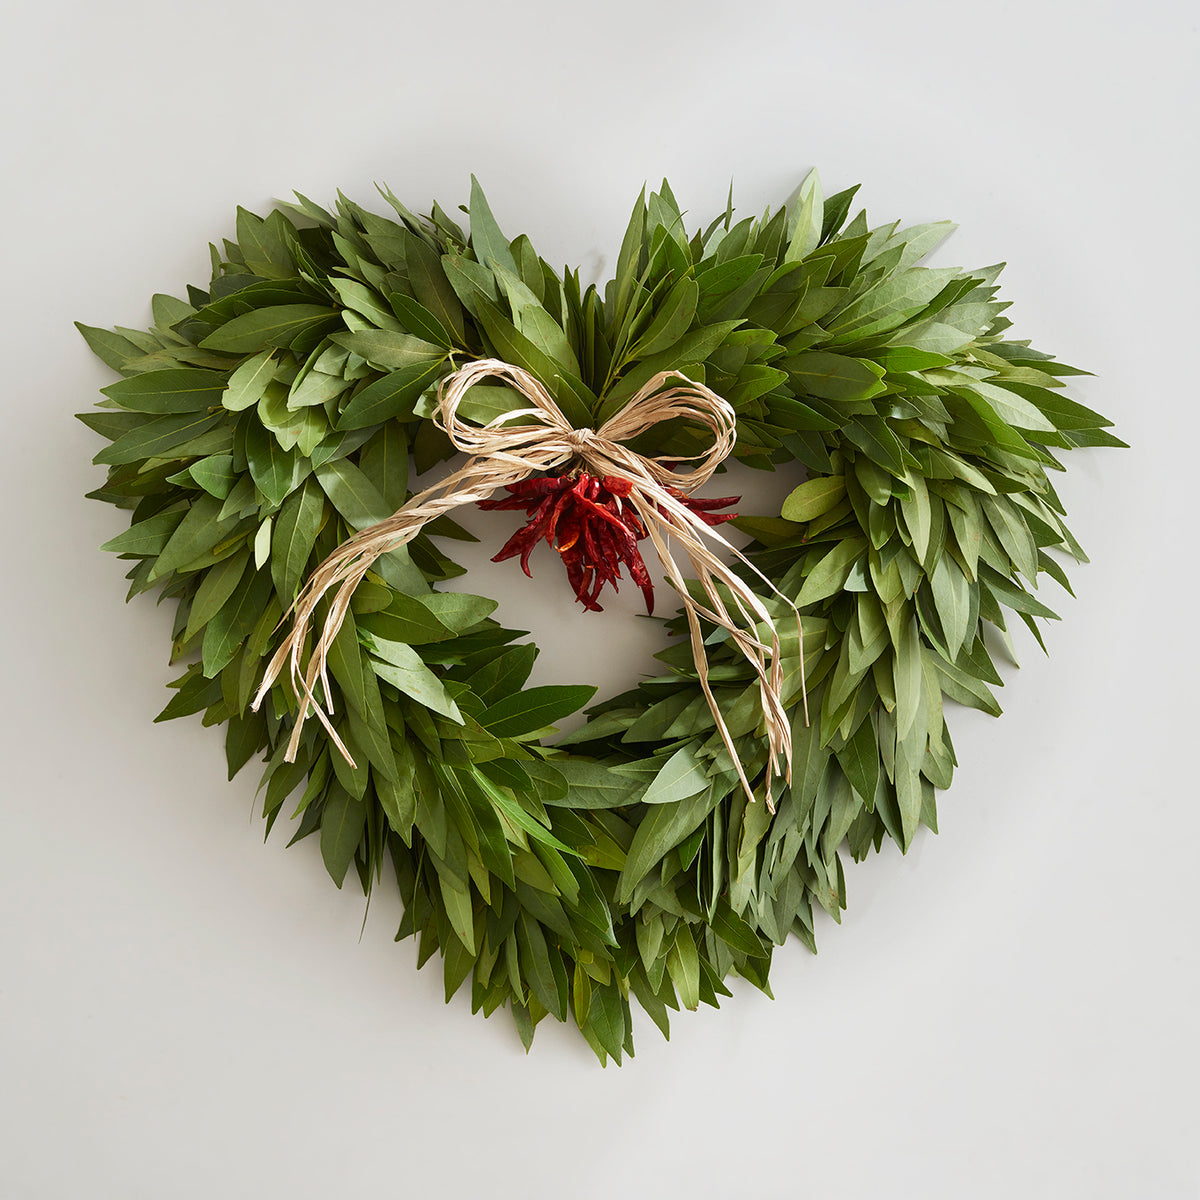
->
[253,358,805,806]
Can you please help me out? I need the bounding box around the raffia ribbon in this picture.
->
[253,358,805,806]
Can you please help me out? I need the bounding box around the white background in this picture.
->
[2,1,1196,1196]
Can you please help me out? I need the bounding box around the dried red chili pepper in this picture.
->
[478,471,738,613]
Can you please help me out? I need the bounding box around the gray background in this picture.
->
[2,1,1196,1196]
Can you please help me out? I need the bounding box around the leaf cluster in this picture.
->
[77,172,1120,1063]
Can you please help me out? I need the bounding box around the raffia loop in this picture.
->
[253,358,806,807]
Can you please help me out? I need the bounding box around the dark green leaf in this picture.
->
[100,509,184,556]
[330,330,444,373]
[785,351,885,401]
[617,786,722,905]
[388,292,452,348]
[245,422,303,508]
[200,305,338,353]
[481,686,597,738]
[93,412,224,466]
[834,715,879,804]
[468,175,518,275]
[320,783,365,887]
[640,746,708,806]
[271,478,325,602]
[101,368,226,414]
[547,759,651,809]
[336,359,445,430]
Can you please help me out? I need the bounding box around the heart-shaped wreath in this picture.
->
[78,175,1121,1063]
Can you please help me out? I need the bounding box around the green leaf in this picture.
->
[77,410,144,443]
[784,168,823,263]
[640,746,709,806]
[956,380,1056,434]
[101,368,226,414]
[585,983,628,1062]
[480,686,597,738]
[730,515,803,545]
[93,412,224,466]
[185,548,250,642]
[222,351,279,411]
[419,593,497,631]
[329,277,399,330]
[325,613,368,719]
[789,683,831,827]
[899,470,932,562]
[711,902,768,959]
[439,871,477,955]
[359,596,452,645]
[844,416,906,476]
[287,368,351,411]
[245,422,302,508]
[441,251,499,317]
[893,617,923,741]
[336,359,445,430]
[271,477,324,602]
[76,322,145,372]
[330,330,444,373]
[314,458,392,528]
[404,235,467,345]
[201,568,272,676]
[1002,382,1114,431]
[978,563,1060,621]
[617,785,721,904]
[930,553,971,659]
[388,293,452,348]
[518,914,562,1018]
[985,497,1038,580]
[786,351,885,401]
[573,964,592,1025]
[494,265,581,376]
[894,744,923,851]
[189,455,236,499]
[100,509,184,556]
[631,277,699,359]
[548,758,651,809]
[236,207,295,278]
[320,783,365,888]
[466,644,538,705]
[834,715,879,805]
[780,476,845,522]
[477,778,581,858]
[152,494,239,578]
[796,538,867,608]
[365,636,462,722]
[468,175,518,275]
[890,220,956,270]
[154,665,222,724]
[668,924,701,1011]
[829,267,960,338]
[199,305,338,353]
[612,186,647,319]
[362,592,494,646]
[376,737,416,838]
[358,422,409,513]
[875,346,954,372]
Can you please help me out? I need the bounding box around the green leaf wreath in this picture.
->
[78,173,1121,1063]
